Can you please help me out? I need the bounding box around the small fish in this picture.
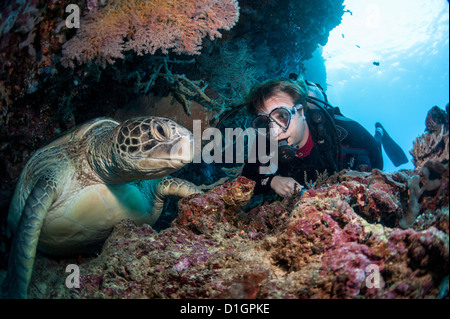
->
[362,231,373,244]
[356,45,360,48]
[341,33,345,38]
[373,61,380,66]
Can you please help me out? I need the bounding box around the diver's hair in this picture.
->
[246,77,308,115]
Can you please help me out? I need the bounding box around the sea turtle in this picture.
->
[1,116,202,298]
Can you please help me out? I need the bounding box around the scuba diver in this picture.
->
[240,77,408,198]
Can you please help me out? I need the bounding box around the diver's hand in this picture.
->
[270,176,302,198]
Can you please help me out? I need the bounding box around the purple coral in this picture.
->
[173,257,191,272]
[321,242,380,297]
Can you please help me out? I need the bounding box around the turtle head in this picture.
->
[110,117,193,181]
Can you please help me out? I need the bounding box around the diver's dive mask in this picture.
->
[251,105,302,163]
[251,105,301,134]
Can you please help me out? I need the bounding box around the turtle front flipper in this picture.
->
[1,178,57,299]
[148,177,203,225]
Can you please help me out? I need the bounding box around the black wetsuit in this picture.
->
[241,107,383,195]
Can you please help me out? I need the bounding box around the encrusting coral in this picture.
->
[27,172,448,298]
[25,106,449,298]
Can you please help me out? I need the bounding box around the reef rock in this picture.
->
[411,105,449,171]
[19,105,450,299]
[28,166,448,299]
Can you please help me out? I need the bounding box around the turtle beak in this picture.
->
[169,133,194,163]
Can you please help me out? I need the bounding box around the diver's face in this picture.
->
[262,92,309,147]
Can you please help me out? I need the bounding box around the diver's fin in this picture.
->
[375,122,409,167]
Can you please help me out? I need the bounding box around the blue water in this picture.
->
[304,0,449,172]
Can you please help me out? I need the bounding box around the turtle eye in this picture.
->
[157,124,165,137]
[154,122,170,140]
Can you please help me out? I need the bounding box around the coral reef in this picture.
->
[25,119,449,298]
[406,105,449,229]
[26,171,448,299]
[411,105,449,171]
[4,0,448,301]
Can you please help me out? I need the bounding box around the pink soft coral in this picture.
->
[61,0,240,68]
